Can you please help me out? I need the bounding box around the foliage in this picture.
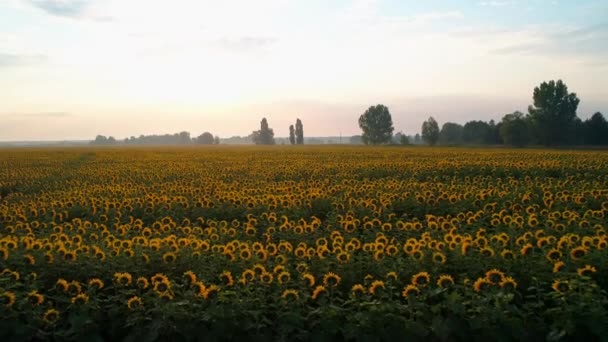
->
[528,80,580,146]
[421,117,440,146]
[358,105,394,145]
[289,125,296,145]
[295,119,304,145]
[195,132,214,145]
[499,111,531,147]
[252,118,275,145]
[1,146,608,340]
[439,122,464,145]
[584,112,608,146]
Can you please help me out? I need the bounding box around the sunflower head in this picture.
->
[411,272,431,287]
[485,269,505,284]
[311,285,326,300]
[203,285,220,300]
[302,273,315,287]
[280,289,299,301]
[260,272,273,285]
[71,293,89,305]
[323,272,341,288]
[553,261,566,273]
[552,280,570,293]
[277,271,291,284]
[386,271,398,281]
[369,280,385,295]
[28,291,44,306]
[401,284,419,298]
[56,278,69,292]
[136,277,149,289]
[437,275,455,288]
[220,271,234,286]
[88,278,104,290]
[1,291,16,308]
[43,309,60,324]
[577,265,597,277]
[127,296,143,310]
[351,284,366,297]
[499,276,518,291]
[473,277,491,293]
[570,246,588,260]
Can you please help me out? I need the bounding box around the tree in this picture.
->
[358,104,394,145]
[178,131,191,144]
[528,80,580,146]
[462,120,491,145]
[439,122,464,145]
[289,125,296,145]
[252,118,275,145]
[214,136,221,145]
[350,135,363,144]
[421,117,439,146]
[195,132,215,145]
[295,119,304,144]
[414,134,421,144]
[400,134,410,146]
[499,111,531,147]
[584,112,608,145]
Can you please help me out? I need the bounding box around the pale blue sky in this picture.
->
[1,0,607,140]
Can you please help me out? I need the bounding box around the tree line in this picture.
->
[359,80,608,147]
[250,117,304,145]
[91,132,220,145]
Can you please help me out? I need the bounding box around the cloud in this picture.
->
[0,53,46,67]
[0,112,71,118]
[26,0,89,17]
[214,36,279,52]
[490,22,608,62]
[25,0,112,21]
[479,1,515,7]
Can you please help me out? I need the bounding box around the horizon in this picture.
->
[1,0,607,141]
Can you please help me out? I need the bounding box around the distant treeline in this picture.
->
[91,132,219,145]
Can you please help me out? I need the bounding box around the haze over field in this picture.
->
[1,0,607,141]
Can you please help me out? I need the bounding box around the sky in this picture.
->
[1,0,607,141]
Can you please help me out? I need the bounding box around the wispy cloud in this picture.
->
[25,0,112,21]
[0,53,46,67]
[214,36,279,52]
[0,112,72,118]
[479,1,515,7]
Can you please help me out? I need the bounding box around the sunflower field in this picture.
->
[1,146,608,341]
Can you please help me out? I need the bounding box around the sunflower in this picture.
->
[162,252,177,263]
[28,291,44,306]
[577,265,597,277]
[71,293,89,305]
[351,284,366,297]
[553,261,566,273]
[436,275,454,288]
[241,269,256,284]
[42,309,60,324]
[1,291,16,307]
[479,247,495,257]
[194,282,207,296]
[473,277,491,292]
[386,271,398,281]
[311,285,327,300]
[520,243,533,256]
[552,280,570,293]
[203,285,220,300]
[260,272,274,285]
[220,271,234,286]
[500,276,517,290]
[295,262,308,273]
[23,254,36,265]
[56,278,69,292]
[323,272,341,288]
[151,273,169,284]
[114,272,132,286]
[88,278,104,290]
[252,263,266,275]
[67,281,82,296]
[302,273,315,287]
[500,249,515,260]
[336,251,350,264]
[570,246,587,260]
[153,278,172,293]
[369,280,385,295]
[401,284,419,298]
[432,252,447,264]
[485,269,505,284]
[183,271,197,284]
[546,249,562,262]
[277,271,291,284]
[281,289,299,301]
[136,277,149,289]
[127,296,143,310]
[158,291,174,302]
[411,272,431,287]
